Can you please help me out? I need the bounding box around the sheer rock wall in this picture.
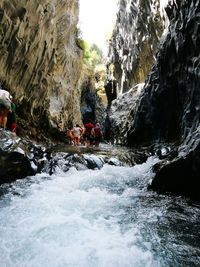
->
[80,73,106,127]
[107,83,144,144]
[127,0,200,199]
[107,0,166,96]
[0,0,82,138]
[127,0,200,146]
[105,0,166,143]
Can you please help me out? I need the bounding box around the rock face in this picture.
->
[107,0,166,95]
[80,73,106,127]
[0,129,46,183]
[108,83,144,144]
[126,0,200,200]
[105,0,166,144]
[149,142,200,200]
[127,0,200,146]
[0,0,82,137]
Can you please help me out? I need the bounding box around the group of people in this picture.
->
[0,88,103,147]
[67,120,103,147]
[0,88,17,133]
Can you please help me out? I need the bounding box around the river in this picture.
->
[0,146,199,267]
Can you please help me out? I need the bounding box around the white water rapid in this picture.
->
[0,156,199,267]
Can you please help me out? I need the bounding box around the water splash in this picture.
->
[0,156,199,267]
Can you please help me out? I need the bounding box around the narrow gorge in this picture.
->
[0,0,200,266]
[105,0,200,200]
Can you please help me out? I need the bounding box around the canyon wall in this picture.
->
[107,0,200,199]
[80,68,106,127]
[106,0,167,143]
[126,0,200,199]
[107,0,166,96]
[0,0,83,139]
[127,0,200,146]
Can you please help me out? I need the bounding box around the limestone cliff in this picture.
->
[0,0,82,139]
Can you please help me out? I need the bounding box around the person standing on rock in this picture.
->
[0,89,12,129]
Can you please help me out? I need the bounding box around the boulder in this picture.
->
[150,141,200,200]
[0,129,48,183]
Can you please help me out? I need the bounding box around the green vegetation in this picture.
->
[75,27,106,103]
[87,43,103,68]
[76,27,104,68]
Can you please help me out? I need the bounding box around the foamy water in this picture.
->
[0,156,199,267]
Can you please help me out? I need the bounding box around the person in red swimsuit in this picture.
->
[84,119,94,147]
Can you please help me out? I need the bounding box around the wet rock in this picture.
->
[0,129,49,182]
[156,146,178,160]
[150,141,200,200]
[0,149,34,184]
[45,152,106,174]
[83,154,105,170]
[42,144,149,175]
[107,157,123,166]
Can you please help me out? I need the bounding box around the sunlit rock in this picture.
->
[0,0,82,138]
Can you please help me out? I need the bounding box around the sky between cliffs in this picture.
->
[78,0,118,55]
[78,0,169,55]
